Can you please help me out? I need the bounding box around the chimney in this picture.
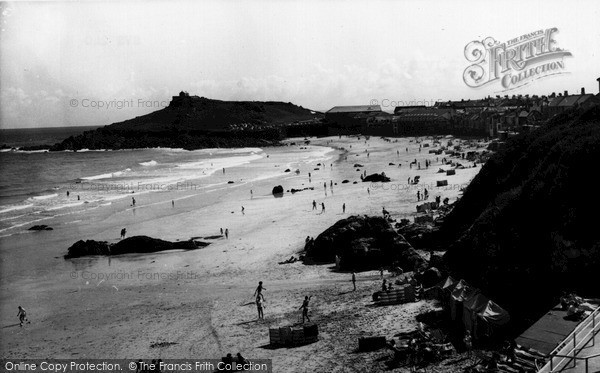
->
[564,90,568,96]
[581,87,585,95]
[597,77,600,94]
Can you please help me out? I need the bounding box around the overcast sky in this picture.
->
[1,0,599,129]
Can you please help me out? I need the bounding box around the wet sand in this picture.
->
[0,135,488,371]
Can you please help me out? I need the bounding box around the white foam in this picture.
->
[139,160,158,166]
[0,203,34,214]
[31,193,58,200]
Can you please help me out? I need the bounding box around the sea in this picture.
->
[0,126,305,238]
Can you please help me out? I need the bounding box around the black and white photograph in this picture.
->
[1,1,599,372]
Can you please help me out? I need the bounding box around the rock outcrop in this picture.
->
[362,173,390,182]
[64,235,205,259]
[304,215,427,272]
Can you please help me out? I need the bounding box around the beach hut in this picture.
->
[462,293,489,334]
[474,300,510,340]
[450,280,479,321]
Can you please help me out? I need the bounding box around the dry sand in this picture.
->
[0,135,488,372]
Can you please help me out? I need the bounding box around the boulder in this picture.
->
[354,164,364,167]
[342,180,350,184]
[284,168,291,172]
[272,185,284,196]
[422,267,443,288]
[303,215,427,272]
[28,225,53,231]
[362,173,390,183]
[414,214,434,224]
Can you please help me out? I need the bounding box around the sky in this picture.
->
[1,0,599,129]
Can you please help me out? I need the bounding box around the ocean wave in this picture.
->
[139,160,158,166]
[80,169,128,180]
[30,193,59,200]
[0,203,34,214]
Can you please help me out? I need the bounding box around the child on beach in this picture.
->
[256,294,264,320]
[225,228,229,239]
[254,281,266,299]
[299,296,312,323]
[17,306,29,327]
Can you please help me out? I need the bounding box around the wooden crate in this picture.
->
[374,285,415,306]
[279,326,292,345]
[269,328,282,346]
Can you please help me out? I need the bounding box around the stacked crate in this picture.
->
[374,284,416,306]
[269,324,319,346]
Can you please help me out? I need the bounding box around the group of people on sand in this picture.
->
[220,227,229,239]
[311,200,326,213]
[253,281,312,323]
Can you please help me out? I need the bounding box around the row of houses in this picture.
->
[325,79,600,138]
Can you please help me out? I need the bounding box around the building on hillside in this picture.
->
[325,105,382,135]
[392,108,454,135]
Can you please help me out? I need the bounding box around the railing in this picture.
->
[549,353,600,373]
[544,306,600,373]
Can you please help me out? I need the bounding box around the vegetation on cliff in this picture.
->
[50,95,323,151]
[440,106,600,326]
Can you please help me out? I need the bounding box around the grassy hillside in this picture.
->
[50,96,323,150]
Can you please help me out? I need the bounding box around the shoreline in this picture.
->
[0,135,488,371]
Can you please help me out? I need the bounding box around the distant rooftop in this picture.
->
[326,105,382,114]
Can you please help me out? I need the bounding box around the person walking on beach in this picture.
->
[222,167,225,174]
[343,203,346,213]
[367,188,370,195]
[120,228,127,239]
[321,202,325,213]
[17,306,30,327]
[250,189,253,199]
[171,200,174,208]
[225,228,229,239]
[299,296,312,323]
[241,206,245,215]
[132,197,136,206]
[352,272,356,291]
[417,191,421,201]
[424,189,429,200]
[312,200,317,210]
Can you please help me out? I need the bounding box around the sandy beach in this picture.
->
[0,135,487,371]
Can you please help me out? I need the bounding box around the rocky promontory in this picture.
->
[50,93,324,151]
